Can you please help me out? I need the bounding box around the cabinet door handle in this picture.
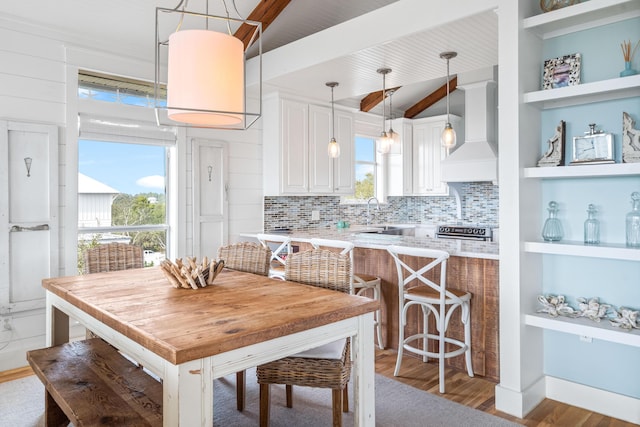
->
[10,224,49,232]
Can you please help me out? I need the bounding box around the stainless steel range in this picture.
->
[436,225,492,241]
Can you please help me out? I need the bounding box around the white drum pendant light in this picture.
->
[167,29,244,126]
[154,1,262,130]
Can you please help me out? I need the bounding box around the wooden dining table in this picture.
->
[43,266,378,426]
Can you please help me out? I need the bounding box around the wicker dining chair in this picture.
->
[310,238,385,349]
[83,242,143,274]
[217,241,272,411]
[218,241,271,276]
[256,248,353,427]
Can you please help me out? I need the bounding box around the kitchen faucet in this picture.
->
[366,197,380,226]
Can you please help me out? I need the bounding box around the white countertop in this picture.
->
[240,227,499,260]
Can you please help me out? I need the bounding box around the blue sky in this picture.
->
[78,139,166,195]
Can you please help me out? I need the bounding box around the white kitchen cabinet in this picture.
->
[263,94,354,196]
[412,115,458,196]
[497,0,640,423]
[308,104,354,194]
[387,115,459,197]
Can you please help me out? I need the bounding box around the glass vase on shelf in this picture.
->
[626,192,640,248]
[542,201,563,242]
[584,204,600,245]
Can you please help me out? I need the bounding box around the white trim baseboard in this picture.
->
[494,376,546,419]
[546,376,640,425]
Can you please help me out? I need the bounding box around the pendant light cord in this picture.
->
[331,85,335,140]
[446,57,451,124]
[382,72,386,134]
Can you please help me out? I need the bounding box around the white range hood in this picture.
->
[441,71,498,183]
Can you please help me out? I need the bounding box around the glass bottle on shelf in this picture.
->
[542,201,563,242]
[626,192,640,248]
[584,204,600,245]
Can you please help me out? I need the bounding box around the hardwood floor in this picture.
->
[1,350,635,426]
[374,349,635,427]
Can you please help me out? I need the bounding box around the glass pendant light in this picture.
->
[386,88,400,144]
[326,82,340,158]
[376,68,393,154]
[440,51,457,154]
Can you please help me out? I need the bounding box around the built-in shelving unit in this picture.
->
[525,313,640,347]
[524,162,640,178]
[524,240,640,261]
[497,0,640,421]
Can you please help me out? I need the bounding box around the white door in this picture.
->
[0,121,58,314]
[192,139,228,259]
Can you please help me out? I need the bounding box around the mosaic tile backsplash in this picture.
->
[264,182,498,230]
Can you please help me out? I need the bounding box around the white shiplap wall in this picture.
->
[0,17,263,371]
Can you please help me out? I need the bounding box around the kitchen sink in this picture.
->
[357,224,415,237]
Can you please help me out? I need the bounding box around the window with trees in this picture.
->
[77,140,170,272]
[345,135,378,203]
[76,71,174,273]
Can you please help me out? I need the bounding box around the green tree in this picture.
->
[354,172,374,199]
[111,193,166,252]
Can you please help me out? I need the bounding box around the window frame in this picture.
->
[342,117,387,204]
[75,87,178,267]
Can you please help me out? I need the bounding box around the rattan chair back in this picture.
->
[285,248,352,293]
[217,241,271,276]
[83,243,143,274]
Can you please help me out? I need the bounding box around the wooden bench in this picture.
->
[27,338,162,427]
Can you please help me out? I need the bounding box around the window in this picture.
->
[354,136,376,200]
[77,139,170,272]
[343,132,384,204]
[76,71,175,273]
[78,70,166,108]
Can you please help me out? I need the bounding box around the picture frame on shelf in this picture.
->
[543,53,581,90]
[569,124,615,165]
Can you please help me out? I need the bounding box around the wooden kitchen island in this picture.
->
[242,229,500,381]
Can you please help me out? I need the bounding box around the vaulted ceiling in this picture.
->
[0,0,498,120]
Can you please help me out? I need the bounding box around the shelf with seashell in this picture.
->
[525,312,640,347]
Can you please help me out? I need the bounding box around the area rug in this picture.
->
[0,368,521,427]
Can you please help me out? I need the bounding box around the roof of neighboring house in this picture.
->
[78,173,120,194]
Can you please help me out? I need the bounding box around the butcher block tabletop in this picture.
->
[43,267,378,365]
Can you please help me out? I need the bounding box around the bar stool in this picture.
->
[257,233,292,280]
[387,245,473,393]
[310,238,384,349]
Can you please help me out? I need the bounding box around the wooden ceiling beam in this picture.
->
[404,77,457,119]
[359,86,402,112]
[234,0,292,49]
